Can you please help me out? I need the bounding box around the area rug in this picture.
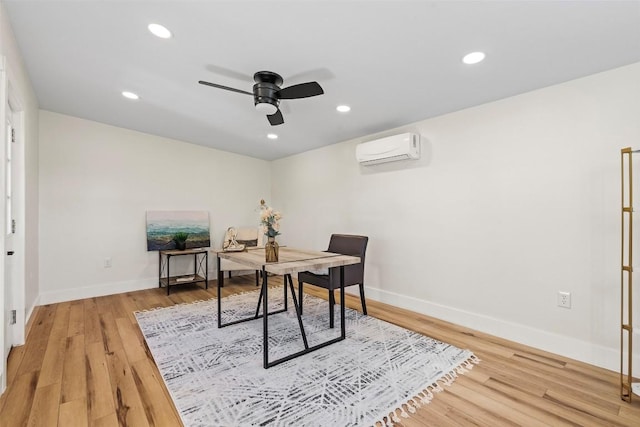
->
[135,289,477,427]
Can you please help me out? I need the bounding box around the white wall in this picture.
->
[272,62,640,371]
[38,111,270,304]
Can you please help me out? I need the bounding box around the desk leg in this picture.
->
[329,269,335,329]
[218,257,224,289]
[167,255,171,295]
[286,274,309,349]
[205,252,209,289]
[255,287,263,318]
[262,266,269,369]
[340,265,346,340]
[217,255,222,328]
[284,274,288,311]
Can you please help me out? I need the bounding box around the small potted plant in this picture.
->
[172,232,189,250]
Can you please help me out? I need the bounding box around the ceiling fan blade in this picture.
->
[198,80,253,96]
[276,82,324,99]
[267,109,284,126]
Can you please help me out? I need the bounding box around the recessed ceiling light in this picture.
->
[148,23,172,39]
[122,91,139,100]
[267,133,278,140]
[336,105,351,113]
[462,51,486,65]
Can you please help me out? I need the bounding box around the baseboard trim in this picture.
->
[38,277,158,305]
[24,297,40,341]
[365,287,630,372]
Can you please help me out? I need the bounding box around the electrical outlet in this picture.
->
[558,291,571,308]
[104,257,112,268]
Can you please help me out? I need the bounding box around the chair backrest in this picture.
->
[223,226,263,248]
[237,227,264,247]
[327,234,368,287]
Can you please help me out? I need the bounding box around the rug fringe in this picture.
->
[133,286,288,314]
[373,354,480,427]
[133,298,210,314]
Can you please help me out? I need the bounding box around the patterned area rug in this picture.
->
[135,289,477,426]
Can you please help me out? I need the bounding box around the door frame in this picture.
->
[0,54,7,394]
[7,81,25,346]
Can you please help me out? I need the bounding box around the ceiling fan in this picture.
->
[198,71,324,126]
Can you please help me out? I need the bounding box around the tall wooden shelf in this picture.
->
[621,147,640,401]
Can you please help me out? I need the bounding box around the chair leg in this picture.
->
[298,282,304,315]
[329,289,335,329]
[228,271,232,279]
[359,284,367,315]
[255,270,259,287]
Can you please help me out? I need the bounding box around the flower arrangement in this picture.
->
[259,199,282,238]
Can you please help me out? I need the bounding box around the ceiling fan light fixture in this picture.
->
[462,51,486,65]
[255,102,278,115]
[199,69,324,126]
[148,23,172,39]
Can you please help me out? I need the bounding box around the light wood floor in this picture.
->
[1,275,640,426]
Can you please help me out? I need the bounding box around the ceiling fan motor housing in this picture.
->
[253,82,280,110]
[253,71,282,111]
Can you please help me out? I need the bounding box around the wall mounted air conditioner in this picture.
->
[355,132,421,165]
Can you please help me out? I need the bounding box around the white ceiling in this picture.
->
[5,1,640,160]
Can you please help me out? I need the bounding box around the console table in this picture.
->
[158,248,209,295]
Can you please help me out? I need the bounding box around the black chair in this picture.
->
[298,234,368,328]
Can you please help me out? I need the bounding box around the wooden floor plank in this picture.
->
[97,310,123,355]
[130,358,182,426]
[447,378,549,427]
[2,342,26,403]
[484,377,602,426]
[543,389,631,426]
[26,382,61,426]
[104,348,150,427]
[59,398,89,427]
[67,300,86,338]
[430,388,520,427]
[0,370,39,427]
[36,302,71,388]
[115,317,147,364]
[83,299,102,346]
[61,334,87,404]
[16,305,57,376]
[85,341,115,422]
[117,293,142,325]
[91,412,119,427]
[1,275,640,426]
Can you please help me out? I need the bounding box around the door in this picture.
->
[1,102,15,393]
[0,61,26,394]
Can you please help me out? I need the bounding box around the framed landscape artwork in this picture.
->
[146,210,211,251]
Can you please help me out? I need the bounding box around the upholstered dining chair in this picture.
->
[297,234,369,328]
